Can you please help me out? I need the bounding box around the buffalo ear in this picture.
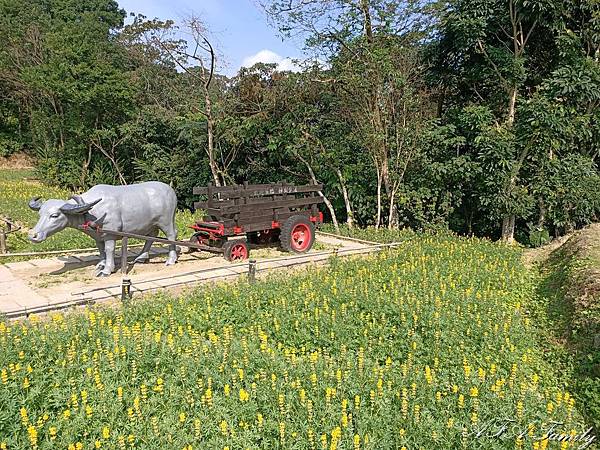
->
[60,198,102,215]
[70,195,85,205]
[29,197,43,211]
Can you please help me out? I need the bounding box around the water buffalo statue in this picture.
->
[28,181,178,276]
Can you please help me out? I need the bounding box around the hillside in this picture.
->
[528,224,600,433]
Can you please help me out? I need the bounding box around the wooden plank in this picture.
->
[194,200,235,209]
[195,195,323,215]
[218,196,323,214]
[193,183,322,198]
[198,199,318,217]
[226,221,277,235]
[224,184,321,199]
[235,210,309,227]
[229,210,318,234]
[76,226,223,252]
[193,183,277,195]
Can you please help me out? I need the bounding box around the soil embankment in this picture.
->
[525,224,600,432]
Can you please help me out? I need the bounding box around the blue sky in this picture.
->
[118,0,306,76]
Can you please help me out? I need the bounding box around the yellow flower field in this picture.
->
[0,235,595,449]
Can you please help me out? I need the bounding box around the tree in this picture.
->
[261,0,435,227]
[432,0,566,241]
[150,15,223,186]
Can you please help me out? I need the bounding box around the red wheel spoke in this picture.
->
[229,243,248,260]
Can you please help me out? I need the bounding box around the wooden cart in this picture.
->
[190,182,324,261]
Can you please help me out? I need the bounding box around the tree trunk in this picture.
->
[500,85,520,241]
[204,93,221,187]
[466,209,473,236]
[537,198,546,228]
[321,192,340,233]
[501,215,516,243]
[297,151,340,232]
[375,167,382,229]
[387,188,397,229]
[381,153,391,196]
[507,86,517,126]
[335,168,354,228]
[359,0,373,43]
[81,143,92,187]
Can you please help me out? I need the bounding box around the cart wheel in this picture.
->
[223,240,249,261]
[187,232,204,253]
[280,215,315,253]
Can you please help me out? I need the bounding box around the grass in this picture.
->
[320,224,419,244]
[528,224,600,434]
[0,234,595,449]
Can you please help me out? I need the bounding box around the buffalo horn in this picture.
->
[28,197,43,211]
[70,195,85,205]
[59,198,102,215]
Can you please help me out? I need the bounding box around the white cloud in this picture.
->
[241,49,301,72]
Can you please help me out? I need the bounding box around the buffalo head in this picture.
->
[28,196,101,242]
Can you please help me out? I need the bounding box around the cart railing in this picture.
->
[193,181,324,226]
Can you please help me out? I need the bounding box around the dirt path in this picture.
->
[0,233,376,317]
[521,234,573,268]
[0,265,49,312]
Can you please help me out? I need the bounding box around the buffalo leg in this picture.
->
[134,229,157,264]
[159,223,178,266]
[95,240,106,274]
[98,239,116,276]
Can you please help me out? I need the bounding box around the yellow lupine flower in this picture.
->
[219,420,228,436]
[20,407,28,426]
[27,425,37,448]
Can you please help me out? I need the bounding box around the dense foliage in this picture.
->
[1,0,599,243]
[1,236,594,449]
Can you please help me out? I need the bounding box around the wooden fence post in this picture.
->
[120,237,132,302]
[248,259,256,283]
[0,230,6,254]
[121,237,128,274]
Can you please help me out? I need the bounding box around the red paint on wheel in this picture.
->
[230,243,248,260]
[291,223,312,252]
